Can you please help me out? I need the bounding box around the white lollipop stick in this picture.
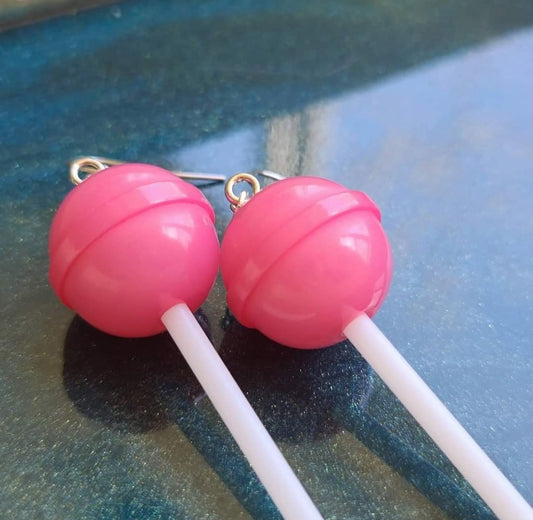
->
[162,303,324,520]
[344,313,533,520]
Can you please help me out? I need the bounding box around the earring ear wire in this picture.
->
[69,156,227,185]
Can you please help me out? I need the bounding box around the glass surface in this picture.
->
[1,2,532,519]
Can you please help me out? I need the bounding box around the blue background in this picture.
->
[1,1,532,518]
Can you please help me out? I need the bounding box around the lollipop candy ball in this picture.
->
[221,177,392,349]
[49,164,219,337]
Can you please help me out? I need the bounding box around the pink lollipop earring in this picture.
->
[220,172,533,520]
[49,157,324,520]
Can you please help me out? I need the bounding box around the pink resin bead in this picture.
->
[49,163,219,337]
[221,176,392,349]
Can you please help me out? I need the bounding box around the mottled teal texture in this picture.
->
[1,1,532,519]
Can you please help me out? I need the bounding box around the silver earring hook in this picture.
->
[69,156,227,185]
[225,170,285,212]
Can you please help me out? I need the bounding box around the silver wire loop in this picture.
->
[225,173,262,212]
[69,157,107,185]
[225,170,285,212]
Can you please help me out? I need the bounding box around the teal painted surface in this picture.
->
[1,2,532,519]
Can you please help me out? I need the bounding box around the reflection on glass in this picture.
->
[264,106,332,177]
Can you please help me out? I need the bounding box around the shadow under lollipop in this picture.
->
[217,314,371,443]
[62,314,281,520]
[219,312,495,520]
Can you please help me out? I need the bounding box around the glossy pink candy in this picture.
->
[49,163,219,337]
[220,176,392,349]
